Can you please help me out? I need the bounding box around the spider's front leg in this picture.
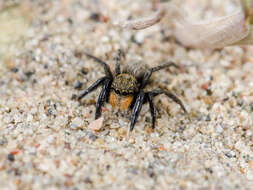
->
[95,79,112,119]
[78,76,109,100]
[129,90,145,132]
[78,77,112,119]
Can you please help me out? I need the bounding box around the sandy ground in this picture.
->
[1,0,253,189]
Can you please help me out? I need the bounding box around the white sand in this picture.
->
[1,0,253,189]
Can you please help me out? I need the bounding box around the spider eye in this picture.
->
[114,89,121,95]
[121,92,129,96]
[113,89,131,96]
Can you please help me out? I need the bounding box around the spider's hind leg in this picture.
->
[149,89,187,114]
[141,62,179,89]
[84,52,113,78]
[114,49,122,75]
[146,93,156,129]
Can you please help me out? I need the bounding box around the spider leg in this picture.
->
[151,62,179,72]
[78,77,109,100]
[115,49,122,75]
[141,62,179,88]
[147,93,156,129]
[95,79,112,119]
[129,91,145,132]
[84,52,113,78]
[149,89,187,114]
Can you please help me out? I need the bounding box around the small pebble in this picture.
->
[70,117,84,129]
[83,177,93,184]
[206,115,211,121]
[71,94,77,100]
[24,71,34,79]
[90,13,100,22]
[88,117,104,131]
[87,131,98,141]
[81,67,88,75]
[216,124,223,133]
[10,67,19,73]
[7,153,15,162]
[74,80,83,89]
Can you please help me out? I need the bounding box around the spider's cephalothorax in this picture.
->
[112,73,138,95]
[78,50,187,132]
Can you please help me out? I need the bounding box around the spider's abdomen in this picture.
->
[122,62,149,81]
[112,73,138,95]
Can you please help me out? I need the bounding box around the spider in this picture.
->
[78,50,187,132]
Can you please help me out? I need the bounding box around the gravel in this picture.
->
[1,0,253,190]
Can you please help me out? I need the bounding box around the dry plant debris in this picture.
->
[115,0,253,48]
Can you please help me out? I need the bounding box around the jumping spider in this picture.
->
[78,50,187,132]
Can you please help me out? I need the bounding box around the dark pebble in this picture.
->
[0,139,7,146]
[47,108,56,116]
[83,177,92,184]
[161,36,170,42]
[74,50,82,58]
[74,80,83,89]
[127,167,138,174]
[90,13,100,22]
[197,114,203,121]
[205,168,213,174]
[206,89,212,96]
[106,164,111,170]
[14,168,21,176]
[43,64,48,69]
[250,103,253,111]
[147,166,155,178]
[81,67,88,75]
[7,153,15,162]
[10,67,19,73]
[237,99,244,107]
[71,94,77,100]
[67,17,73,25]
[24,71,35,79]
[32,79,37,84]
[206,115,211,122]
[145,116,151,123]
[130,35,142,46]
[87,132,98,141]
[225,152,235,158]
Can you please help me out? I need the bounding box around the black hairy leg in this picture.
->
[95,79,112,119]
[114,49,122,75]
[147,93,156,129]
[84,52,113,78]
[129,90,145,132]
[79,53,113,119]
[148,89,187,115]
[78,77,110,100]
[129,89,187,132]
[141,62,179,88]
